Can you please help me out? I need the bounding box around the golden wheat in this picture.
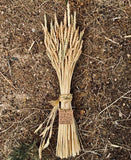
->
[35,2,84,159]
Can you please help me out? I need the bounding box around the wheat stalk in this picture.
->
[35,2,84,159]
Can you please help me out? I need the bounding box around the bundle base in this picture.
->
[56,117,80,159]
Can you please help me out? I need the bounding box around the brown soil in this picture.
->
[0,0,131,160]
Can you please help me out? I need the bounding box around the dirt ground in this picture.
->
[0,0,131,160]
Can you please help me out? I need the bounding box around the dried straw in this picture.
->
[35,2,84,159]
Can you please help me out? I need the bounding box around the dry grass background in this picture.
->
[0,0,131,160]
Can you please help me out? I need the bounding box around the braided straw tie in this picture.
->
[59,94,72,103]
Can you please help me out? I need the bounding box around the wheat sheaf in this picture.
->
[35,2,84,159]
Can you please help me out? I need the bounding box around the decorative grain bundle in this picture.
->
[35,2,84,159]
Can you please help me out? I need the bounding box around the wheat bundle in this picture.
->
[35,2,84,159]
